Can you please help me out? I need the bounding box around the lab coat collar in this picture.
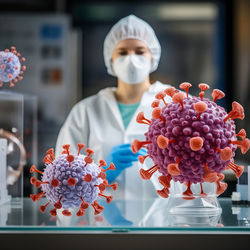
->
[98,81,170,132]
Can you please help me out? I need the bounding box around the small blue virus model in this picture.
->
[30,143,118,216]
[0,46,26,88]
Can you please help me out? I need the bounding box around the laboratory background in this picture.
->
[0,0,250,248]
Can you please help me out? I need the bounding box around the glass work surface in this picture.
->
[0,197,250,232]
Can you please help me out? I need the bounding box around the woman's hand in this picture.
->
[105,143,146,183]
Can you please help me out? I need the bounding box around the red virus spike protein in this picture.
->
[132,83,250,199]
[30,143,118,216]
[0,46,26,88]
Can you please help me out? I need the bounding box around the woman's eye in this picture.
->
[136,51,145,55]
[119,51,128,56]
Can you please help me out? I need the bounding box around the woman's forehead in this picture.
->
[115,39,148,50]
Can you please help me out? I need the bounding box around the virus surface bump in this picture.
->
[0,46,26,87]
[132,83,250,199]
[30,144,118,216]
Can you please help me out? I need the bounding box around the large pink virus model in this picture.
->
[0,46,26,88]
[132,83,250,199]
[30,143,118,216]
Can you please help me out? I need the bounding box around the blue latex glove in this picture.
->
[105,143,147,183]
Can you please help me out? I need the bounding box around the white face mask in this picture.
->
[112,54,151,84]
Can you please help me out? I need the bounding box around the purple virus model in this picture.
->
[132,83,250,199]
[30,143,118,216]
[0,46,26,88]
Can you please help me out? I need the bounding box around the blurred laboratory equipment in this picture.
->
[0,129,26,186]
[0,91,37,201]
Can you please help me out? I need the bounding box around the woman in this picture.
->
[55,15,172,199]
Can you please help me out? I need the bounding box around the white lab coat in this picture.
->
[55,81,172,200]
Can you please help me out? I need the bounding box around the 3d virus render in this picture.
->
[0,46,26,87]
[131,83,250,199]
[30,143,118,216]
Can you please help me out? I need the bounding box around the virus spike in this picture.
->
[98,172,106,180]
[182,181,194,199]
[131,139,152,153]
[172,92,185,110]
[30,165,43,174]
[22,65,26,71]
[83,174,92,182]
[80,198,89,209]
[84,156,93,166]
[43,155,53,164]
[76,209,85,217]
[54,197,62,209]
[164,87,177,97]
[62,144,70,155]
[224,101,244,122]
[226,161,244,178]
[152,107,166,123]
[216,173,227,195]
[86,148,94,156]
[140,164,158,180]
[157,135,169,149]
[151,99,160,108]
[157,187,169,198]
[95,183,106,192]
[138,154,149,164]
[189,136,203,151]
[11,46,16,51]
[51,179,60,187]
[99,159,107,168]
[46,148,55,159]
[99,193,113,203]
[62,209,72,216]
[230,138,250,154]
[107,182,118,191]
[155,91,167,106]
[167,158,181,176]
[5,49,9,52]
[212,89,225,102]
[198,83,210,100]
[179,82,192,97]
[215,147,232,161]
[236,129,246,139]
[103,162,116,172]
[21,57,26,62]
[77,143,85,155]
[39,202,50,213]
[30,192,45,202]
[203,163,218,183]
[136,111,151,125]
[101,180,118,191]
[30,176,38,185]
[66,154,75,166]
[49,208,57,216]
[91,201,104,215]
[158,175,172,188]
[194,101,207,119]
[67,177,77,186]
[199,183,207,197]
